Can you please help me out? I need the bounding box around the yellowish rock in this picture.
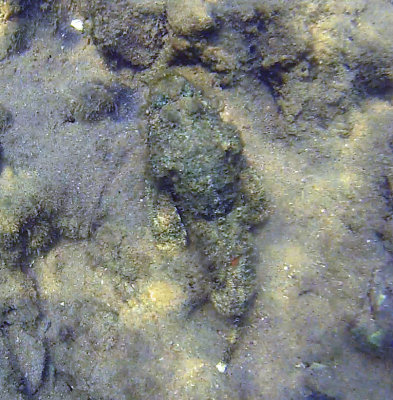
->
[167,0,214,36]
[149,193,187,255]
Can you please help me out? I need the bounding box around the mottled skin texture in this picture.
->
[147,72,265,318]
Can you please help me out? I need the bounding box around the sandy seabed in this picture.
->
[0,1,393,399]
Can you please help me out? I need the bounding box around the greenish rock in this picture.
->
[64,81,116,122]
[148,73,245,221]
[146,70,265,318]
[76,0,167,67]
[190,212,256,317]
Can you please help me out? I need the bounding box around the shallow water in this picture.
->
[0,1,393,399]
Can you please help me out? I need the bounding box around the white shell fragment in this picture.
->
[215,361,227,373]
[70,19,84,32]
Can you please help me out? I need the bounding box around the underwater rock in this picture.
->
[146,69,265,318]
[200,46,237,73]
[76,0,167,67]
[167,0,215,36]
[148,73,245,221]
[64,80,116,122]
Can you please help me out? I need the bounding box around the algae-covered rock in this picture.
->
[167,0,215,36]
[76,0,167,67]
[146,69,266,318]
[64,80,116,122]
[200,46,237,73]
[148,72,245,221]
[191,211,256,317]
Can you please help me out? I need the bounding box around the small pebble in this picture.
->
[216,361,227,373]
[70,19,84,32]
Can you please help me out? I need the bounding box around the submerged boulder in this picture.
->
[76,0,167,67]
[146,69,266,318]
